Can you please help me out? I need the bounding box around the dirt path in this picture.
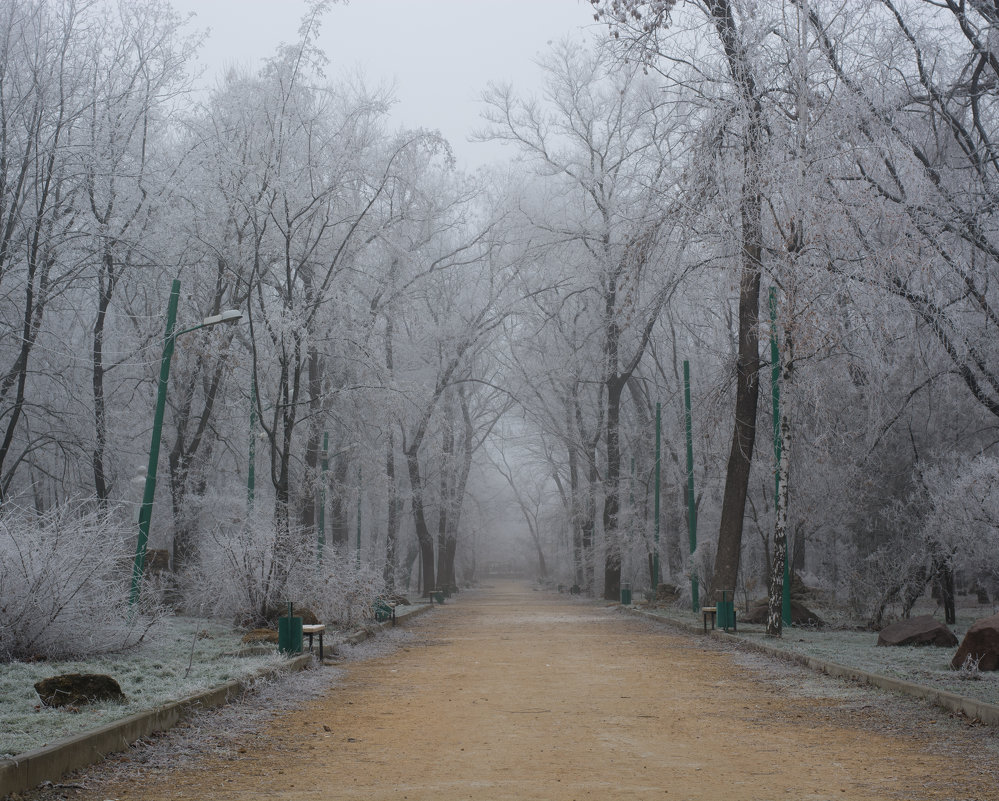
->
[62,582,997,800]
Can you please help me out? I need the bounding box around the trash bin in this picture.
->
[620,582,632,605]
[278,602,303,654]
[716,589,735,631]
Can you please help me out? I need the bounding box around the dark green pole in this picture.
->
[356,464,362,568]
[683,361,698,611]
[770,287,791,626]
[318,432,328,564]
[130,279,181,607]
[653,402,661,591]
[247,370,256,514]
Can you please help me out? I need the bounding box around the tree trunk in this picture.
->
[405,445,436,596]
[708,0,765,601]
[603,377,626,600]
[91,241,114,505]
[329,451,350,547]
[766,414,791,637]
[299,341,322,534]
[436,394,454,586]
[382,315,401,590]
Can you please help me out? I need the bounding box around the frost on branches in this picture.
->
[181,521,385,630]
[590,0,678,33]
[0,505,160,662]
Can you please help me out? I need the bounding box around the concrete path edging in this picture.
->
[0,603,435,799]
[623,605,999,727]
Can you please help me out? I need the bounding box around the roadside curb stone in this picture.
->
[621,605,999,727]
[0,602,435,799]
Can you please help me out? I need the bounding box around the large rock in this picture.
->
[877,615,958,647]
[741,598,826,628]
[951,612,999,671]
[34,673,125,708]
[241,628,279,644]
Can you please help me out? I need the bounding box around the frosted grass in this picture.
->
[639,604,999,707]
[0,616,288,757]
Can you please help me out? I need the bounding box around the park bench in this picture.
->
[373,598,397,624]
[702,591,737,633]
[302,623,325,656]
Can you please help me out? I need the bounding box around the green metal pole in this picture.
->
[683,361,698,612]
[770,287,792,626]
[318,432,328,564]
[356,464,362,568]
[130,279,181,607]
[247,370,256,514]
[653,403,660,591]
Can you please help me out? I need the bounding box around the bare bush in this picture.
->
[182,521,384,629]
[0,504,160,661]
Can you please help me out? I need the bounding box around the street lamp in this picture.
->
[129,279,242,606]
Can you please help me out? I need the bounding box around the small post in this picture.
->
[356,464,362,568]
[683,361,698,611]
[247,370,257,514]
[653,402,661,592]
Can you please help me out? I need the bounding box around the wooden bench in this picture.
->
[302,623,325,656]
[702,605,737,633]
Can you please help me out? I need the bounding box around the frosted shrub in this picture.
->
[291,548,385,628]
[956,653,983,681]
[0,504,159,661]
[182,519,306,627]
[183,522,385,629]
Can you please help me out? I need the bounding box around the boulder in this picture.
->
[877,615,958,647]
[656,583,680,603]
[951,612,999,671]
[241,628,279,644]
[741,598,826,628]
[34,673,125,708]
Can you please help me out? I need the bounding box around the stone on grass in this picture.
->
[34,673,125,708]
[656,584,680,603]
[741,599,825,628]
[877,615,958,647]
[951,612,999,671]
[241,628,279,644]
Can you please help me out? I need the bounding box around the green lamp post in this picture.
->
[129,279,242,607]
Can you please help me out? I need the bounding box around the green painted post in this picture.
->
[356,464,362,568]
[247,371,256,514]
[318,432,328,564]
[683,361,698,612]
[653,402,661,592]
[770,287,791,626]
[130,279,181,607]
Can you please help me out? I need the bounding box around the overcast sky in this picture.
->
[170,0,596,168]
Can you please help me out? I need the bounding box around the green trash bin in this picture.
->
[716,590,735,631]
[278,602,303,654]
[620,583,632,605]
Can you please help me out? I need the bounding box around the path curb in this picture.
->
[0,603,434,798]
[622,606,999,727]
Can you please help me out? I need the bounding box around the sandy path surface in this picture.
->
[57,582,997,800]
